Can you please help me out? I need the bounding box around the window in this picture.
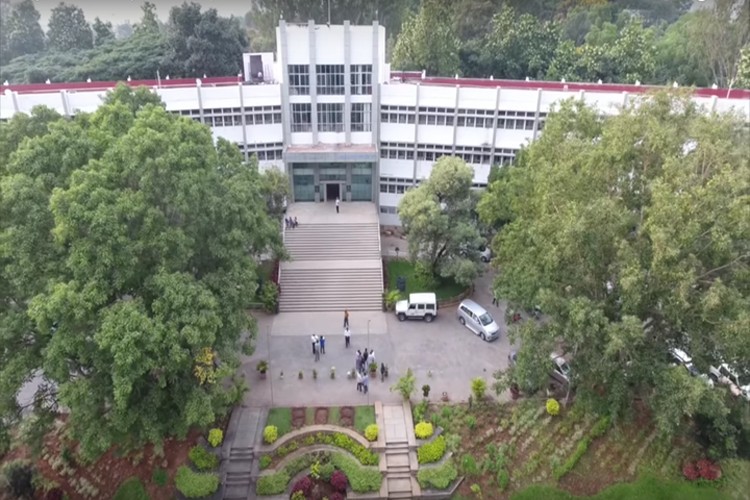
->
[351,64,372,95]
[291,103,312,132]
[317,103,344,132]
[379,206,397,214]
[317,64,345,95]
[288,65,310,95]
[351,103,372,132]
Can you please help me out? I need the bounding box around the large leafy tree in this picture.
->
[0,85,281,459]
[398,156,484,286]
[3,0,45,60]
[391,0,460,76]
[480,93,750,450]
[47,2,93,51]
[168,3,247,77]
[92,17,115,47]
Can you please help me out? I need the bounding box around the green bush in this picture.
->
[188,445,218,471]
[384,289,402,310]
[263,425,279,444]
[259,455,272,470]
[319,462,335,481]
[471,377,487,401]
[497,468,510,491]
[113,477,149,500]
[365,424,379,442]
[417,460,458,490]
[546,398,560,416]
[465,415,477,430]
[330,453,382,493]
[415,421,434,439]
[460,454,479,475]
[413,399,429,423]
[417,435,446,464]
[174,466,219,498]
[208,428,223,447]
[151,468,168,487]
[256,471,290,495]
[259,281,279,313]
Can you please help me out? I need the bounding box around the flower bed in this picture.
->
[269,430,378,466]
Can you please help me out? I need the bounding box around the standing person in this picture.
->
[492,289,499,306]
[311,333,317,355]
[335,197,340,214]
[294,216,299,228]
[320,335,326,354]
[344,326,351,348]
[356,370,363,392]
[362,348,369,366]
[314,338,321,362]
[343,309,349,328]
[356,350,362,372]
[380,362,386,382]
[362,371,369,394]
[284,217,289,229]
[368,349,375,366]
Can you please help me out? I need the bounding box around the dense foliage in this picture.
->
[174,466,220,498]
[0,85,281,459]
[480,91,750,457]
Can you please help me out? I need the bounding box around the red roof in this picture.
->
[390,71,750,100]
[3,76,242,94]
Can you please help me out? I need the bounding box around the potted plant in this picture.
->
[369,361,378,375]
[422,384,431,398]
[256,360,268,379]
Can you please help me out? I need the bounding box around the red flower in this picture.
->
[291,476,313,495]
[330,470,348,492]
[682,461,700,481]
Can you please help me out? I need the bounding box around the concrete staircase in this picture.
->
[279,204,383,312]
[220,407,264,499]
[377,402,421,500]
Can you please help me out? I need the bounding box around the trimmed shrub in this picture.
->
[113,477,148,500]
[174,466,219,498]
[258,455,272,470]
[497,468,510,491]
[291,491,305,500]
[256,471,290,495]
[291,476,313,496]
[365,424,379,442]
[546,398,560,416]
[460,454,479,475]
[415,421,434,439]
[683,459,722,481]
[417,460,458,490]
[417,435,446,464]
[471,377,487,401]
[208,428,223,447]
[330,470,348,492]
[330,453,382,493]
[263,425,279,444]
[188,445,218,471]
[319,462,335,481]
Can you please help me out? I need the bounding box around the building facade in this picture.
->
[2,21,749,226]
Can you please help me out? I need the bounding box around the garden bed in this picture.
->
[265,406,375,437]
[384,259,465,300]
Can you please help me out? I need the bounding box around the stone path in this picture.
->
[220,407,265,499]
[378,401,420,499]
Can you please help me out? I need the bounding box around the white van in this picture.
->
[456,299,500,341]
[395,293,438,322]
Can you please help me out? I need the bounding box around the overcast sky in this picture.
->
[30,0,248,27]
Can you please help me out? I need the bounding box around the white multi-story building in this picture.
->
[2,20,749,226]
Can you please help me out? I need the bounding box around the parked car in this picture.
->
[456,299,500,341]
[709,363,744,398]
[550,352,572,385]
[479,246,492,263]
[668,348,714,387]
[395,293,438,322]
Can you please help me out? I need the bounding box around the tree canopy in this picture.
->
[47,2,94,52]
[398,156,484,286]
[0,85,282,458]
[1,0,45,63]
[480,92,750,455]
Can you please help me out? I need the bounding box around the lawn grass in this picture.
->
[329,406,340,425]
[113,477,149,500]
[305,406,315,425]
[511,475,727,500]
[265,407,292,437]
[386,259,465,300]
[354,405,376,434]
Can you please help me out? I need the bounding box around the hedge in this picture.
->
[175,466,219,498]
[330,453,382,493]
[417,460,458,490]
[417,435,446,464]
[188,445,218,471]
[274,431,378,466]
[257,451,328,496]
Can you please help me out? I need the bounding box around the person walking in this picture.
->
[343,309,349,328]
[344,326,351,348]
[335,197,340,214]
[380,362,386,382]
[320,335,326,354]
[492,289,499,306]
[294,216,299,228]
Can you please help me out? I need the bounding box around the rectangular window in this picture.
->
[351,64,373,95]
[351,103,372,132]
[317,64,345,95]
[291,103,312,132]
[288,65,310,95]
[317,103,344,132]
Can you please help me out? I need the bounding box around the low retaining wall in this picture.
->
[258,424,372,454]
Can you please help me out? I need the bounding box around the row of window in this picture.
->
[379,105,546,130]
[379,142,518,166]
[378,178,487,194]
[177,106,282,127]
[291,103,372,133]
[379,206,398,214]
[288,64,373,96]
[238,142,284,161]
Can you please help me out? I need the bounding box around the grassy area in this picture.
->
[113,477,149,500]
[386,259,465,300]
[354,405,376,434]
[511,475,727,500]
[265,407,292,436]
[329,406,340,425]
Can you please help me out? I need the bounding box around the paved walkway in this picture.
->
[380,402,420,499]
[221,407,265,499]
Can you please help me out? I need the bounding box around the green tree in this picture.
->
[135,1,161,35]
[258,166,291,220]
[480,93,750,444]
[653,12,713,87]
[47,2,93,51]
[738,46,750,89]
[4,0,45,60]
[92,17,115,47]
[392,0,460,76]
[398,156,484,286]
[167,3,247,77]
[0,85,281,459]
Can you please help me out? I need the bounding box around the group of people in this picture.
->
[310,334,326,361]
[285,216,299,229]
